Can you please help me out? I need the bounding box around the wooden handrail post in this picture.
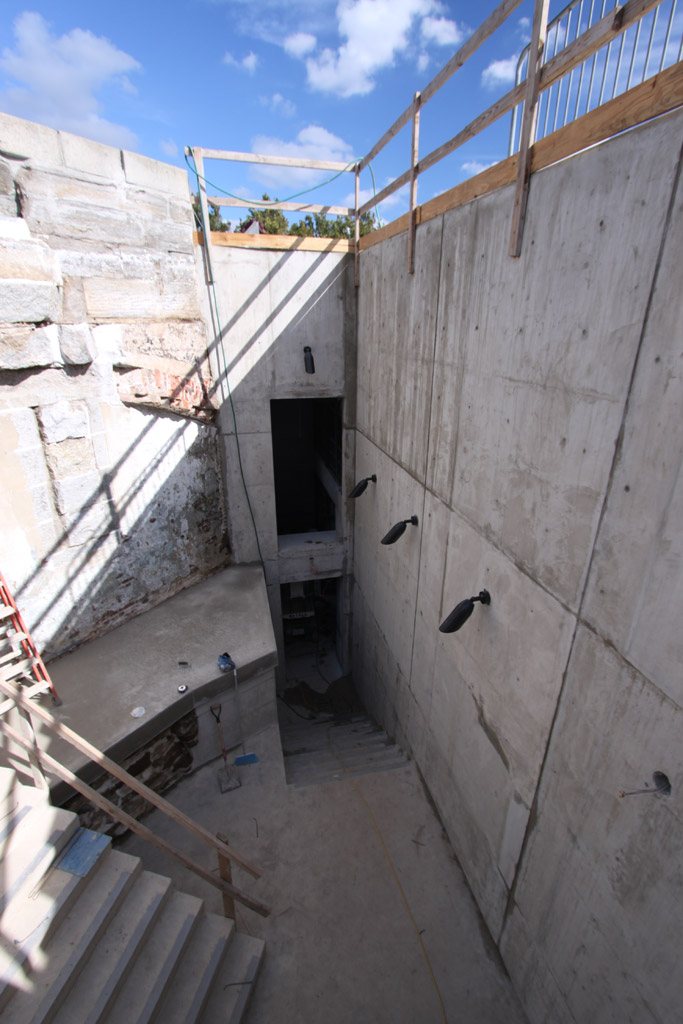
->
[509,0,551,256]
[217,831,236,919]
[409,91,421,275]
[189,146,215,284]
[354,163,360,287]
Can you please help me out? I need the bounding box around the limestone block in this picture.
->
[58,130,125,182]
[83,277,199,321]
[59,324,95,364]
[56,249,122,279]
[91,324,123,363]
[0,111,64,166]
[0,324,60,369]
[0,196,17,218]
[53,470,103,515]
[61,499,117,547]
[118,321,208,364]
[0,235,60,281]
[61,277,87,322]
[0,159,13,196]
[122,150,190,197]
[45,436,97,478]
[0,279,60,324]
[0,218,30,240]
[22,197,144,247]
[38,399,89,443]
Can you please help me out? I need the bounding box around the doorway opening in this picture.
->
[278,577,358,720]
[270,398,342,538]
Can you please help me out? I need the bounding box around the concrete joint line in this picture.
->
[498,135,683,947]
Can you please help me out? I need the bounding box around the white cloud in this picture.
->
[284,32,317,57]
[271,92,296,116]
[160,138,178,157]
[461,159,497,176]
[518,16,531,44]
[305,0,438,98]
[0,12,141,148]
[481,55,519,90]
[417,52,430,72]
[421,15,463,47]
[223,50,259,73]
[249,124,355,189]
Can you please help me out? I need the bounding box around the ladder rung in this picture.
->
[0,681,51,715]
[0,606,16,620]
[1,657,38,680]
[0,631,28,647]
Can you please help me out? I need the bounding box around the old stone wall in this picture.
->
[352,107,683,1023]
[0,112,227,660]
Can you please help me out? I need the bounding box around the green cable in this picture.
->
[187,148,265,569]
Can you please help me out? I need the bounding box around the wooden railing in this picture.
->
[189,0,683,273]
[0,675,270,917]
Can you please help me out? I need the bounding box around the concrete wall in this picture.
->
[0,112,227,659]
[197,243,357,682]
[352,107,683,1023]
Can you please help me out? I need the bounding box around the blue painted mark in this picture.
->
[56,828,110,877]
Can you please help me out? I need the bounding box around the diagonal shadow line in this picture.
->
[211,252,348,384]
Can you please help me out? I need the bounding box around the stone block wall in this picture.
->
[352,108,683,1023]
[0,112,227,660]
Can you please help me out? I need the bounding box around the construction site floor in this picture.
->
[118,712,530,1024]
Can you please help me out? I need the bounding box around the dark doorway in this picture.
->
[270,398,342,536]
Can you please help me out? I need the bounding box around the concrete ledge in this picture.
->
[16,566,277,790]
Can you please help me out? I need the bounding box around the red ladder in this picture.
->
[0,570,60,708]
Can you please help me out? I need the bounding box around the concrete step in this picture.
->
[0,799,80,915]
[153,912,235,1024]
[0,828,111,1006]
[288,752,409,788]
[2,849,141,1024]
[282,714,409,786]
[0,764,50,823]
[51,870,171,1024]
[282,727,388,756]
[199,931,266,1024]
[104,890,203,1024]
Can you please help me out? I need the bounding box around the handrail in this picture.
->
[0,675,271,917]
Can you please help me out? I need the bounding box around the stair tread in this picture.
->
[154,913,234,1024]
[288,755,409,788]
[105,889,203,1024]
[0,829,111,1001]
[199,931,265,1024]
[52,870,171,1024]
[0,801,80,914]
[284,744,403,771]
[1,849,141,1024]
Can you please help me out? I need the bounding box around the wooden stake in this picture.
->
[509,0,550,257]
[190,147,215,284]
[409,91,421,276]
[217,831,236,919]
[354,164,360,288]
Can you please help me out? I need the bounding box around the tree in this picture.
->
[236,194,289,235]
[288,210,377,238]
[192,194,230,232]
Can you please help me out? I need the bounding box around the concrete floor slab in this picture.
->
[12,566,277,781]
[119,719,529,1024]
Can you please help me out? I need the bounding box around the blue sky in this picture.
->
[0,1,591,225]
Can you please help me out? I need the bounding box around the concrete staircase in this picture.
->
[0,766,264,1023]
[281,714,409,788]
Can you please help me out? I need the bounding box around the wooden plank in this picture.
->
[361,60,683,250]
[354,166,360,288]
[217,831,236,919]
[358,0,525,171]
[540,0,663,93]
[509,0,551,256]
[187,147,354,172]
[0,677,262,880]
[208,196,354,216]
[408,91,421,275]
[0,717,270,917]
[194,231,353,254]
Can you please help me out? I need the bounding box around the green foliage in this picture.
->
[192,195,230,232]
[235,194,289,235]
[288,210,376,239]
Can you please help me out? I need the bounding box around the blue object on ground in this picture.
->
[218,652,236,672]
